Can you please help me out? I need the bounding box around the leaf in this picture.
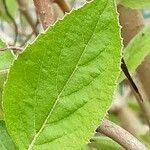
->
[5,0,17,17]
[0,120,17,150]
[0,0,17,22]
[0,40,14,71]
[119,0,150,9]
[109,113,120,124]
[0,40,14,119]
[140,132,150,149]
[119,26,150,82]
[3,0,121,149]
[141,132,150,143]
[0,71,7,120]
[88,136,121,150]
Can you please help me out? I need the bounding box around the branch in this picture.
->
[118,4,150,130]
[33,0,54,29]
[121,58,150,127]
[17,0,39,36]
[0,47,23,51]
[121,58,143,103]
[97,119,148,150]
[54,0,71,13]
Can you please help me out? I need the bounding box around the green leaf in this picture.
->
[0,50,14,70]
[119,0,150,9]
[109,113,120,124]
[140,132,150,149]
[0,40,14,119]
[141,132,150,143]
[0,71,7,120]
[0,0,17,22]
[88,136,121,150]
[5,0,17,17]
[0,120,17,150]
[119,26,150,82]
[0,40,14,71]
[3,0,121,149]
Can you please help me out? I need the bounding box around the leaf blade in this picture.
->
[0,40,14,119]
[0,40,14,71]
[88,136,121,150]
[0,0,17,22]
[119,26,150,81]
[3,0,121,149]
[119,0,150,9]
[0,120,17,150]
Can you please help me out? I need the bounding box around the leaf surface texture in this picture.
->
[3,0,121,149]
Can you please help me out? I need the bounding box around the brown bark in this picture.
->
[137,56,150,99]
[54,0,71,13]
[33,0,54,29]
[118,5,144,46]
[97,119,148,150]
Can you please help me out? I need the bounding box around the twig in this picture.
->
[97,119,148,150]
[121,58,143,103]
[54,0,71,13]
[0,47,23,51]
[2,0,18,45]
[17,0,39,36]
[121,58,150,128]
[33,0,54,29]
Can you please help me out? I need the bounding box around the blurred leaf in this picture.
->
[140,132,150,149]
[0,120,17,150]
[109,113,120,124]
[119,26,150,82]
[0,50,14,70]
[128,100,141,112]
[0,39,14,70]
[0,39,14,119]
[0,0,17,22]
[89,136,121,150]
[5,0,17,16]
[141,132,150,143]
[120,0,150,9]
[0,71,7,120]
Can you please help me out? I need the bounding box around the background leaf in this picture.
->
[140,132,150,149]
[119,0,150,9]
[88,136,121,150]
[0,40,14,119]
[0,40,14,71]
[3,0,121,149]
[5,0,17,16]
[0,71,7,120]
[119,26,150,82]
[0,120,17,150]
[0,0,17,22]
